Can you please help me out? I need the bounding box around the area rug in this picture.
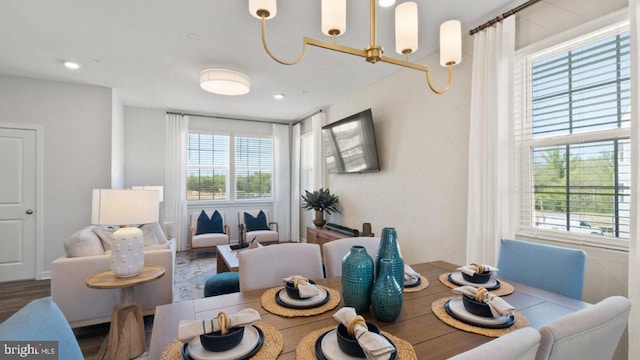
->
[173,250,218,302]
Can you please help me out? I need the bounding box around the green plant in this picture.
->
[301,188,341,215]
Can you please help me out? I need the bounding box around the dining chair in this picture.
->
[238,210,279,245]
[189,209,231,260]
[497,239,586,299]
[238,243,323,291]
[447,327,541,360]
[535,296,630,360]
[323,237,381,277]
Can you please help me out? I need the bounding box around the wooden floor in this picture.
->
[0,278,108,359]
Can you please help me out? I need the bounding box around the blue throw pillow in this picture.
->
[196,210,224,235]
[244,211,270,232]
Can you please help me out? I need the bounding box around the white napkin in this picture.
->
[333,307,395,360]
[452,286,516,318]
[178,308,260,342]
[456,263,499,277]
[282,275,319,298]
[404,264,421,283]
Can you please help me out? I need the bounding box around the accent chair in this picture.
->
[190,209,231,260]
[447,327,540,360]
[238,209,279,245]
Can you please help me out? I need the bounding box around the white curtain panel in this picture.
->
[466,16,516,265]
[273,123,291,242]
[164,113,189,251]
[628,2,640,358]
[311,112,327,190]
[290,123,302,242]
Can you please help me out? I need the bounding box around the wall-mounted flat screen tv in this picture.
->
[322,109,380,174]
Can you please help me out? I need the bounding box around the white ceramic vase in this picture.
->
[110,226,144,278]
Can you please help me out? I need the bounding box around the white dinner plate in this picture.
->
[277,286,328,307]
[448,272,500,290]
[445,298,512,327]
[320,330,364,360]
[404,276,421,288]
[187,325,261,360]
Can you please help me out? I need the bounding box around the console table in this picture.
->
[307,226,370,258]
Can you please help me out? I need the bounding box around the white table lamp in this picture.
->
[92,189,159,278]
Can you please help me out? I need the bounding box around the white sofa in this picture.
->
[51,223,175,328]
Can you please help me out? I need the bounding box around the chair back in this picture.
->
[323,237,380,277]
[447,327,541,360]
[238,243,323,291]
[497,239,586,299]
[190,209,227,231]
[535,296,630,360]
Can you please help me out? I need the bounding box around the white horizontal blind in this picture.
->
[515,21,631,242]
[186,133,230,200]
[235,136,273,200]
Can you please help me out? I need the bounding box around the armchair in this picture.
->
[190,210,231,260]
[238,210,279,245]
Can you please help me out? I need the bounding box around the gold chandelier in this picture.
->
[248,0,461,94]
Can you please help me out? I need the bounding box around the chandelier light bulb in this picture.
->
[249,0,277,19]
[395,2,418,55]
[379,0,396,7]
[322,0,346,37]
[440,20,462,66]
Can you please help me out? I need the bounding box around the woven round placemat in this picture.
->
[160,321,283,360]
[260,285,341,317]
[295,325,418,360]
[431,295,530,338]
[438,273,515,296]
[403,276,429,293]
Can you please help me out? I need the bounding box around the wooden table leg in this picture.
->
[107,287,145,360]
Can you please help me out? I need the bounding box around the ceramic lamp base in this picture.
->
[111,226,144,278]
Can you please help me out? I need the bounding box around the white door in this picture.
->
[0,128,37,281]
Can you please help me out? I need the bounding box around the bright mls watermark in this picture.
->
[1,341,58,359]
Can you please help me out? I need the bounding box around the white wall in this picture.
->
[0,75,113,278]
[111,90,124,189]
[123,106,166,187]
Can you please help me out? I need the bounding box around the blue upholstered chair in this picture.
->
[447,327,541,360]
[497,239,586,300]
[0,297,83,360]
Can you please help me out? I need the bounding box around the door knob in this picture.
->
[26,209,34,215]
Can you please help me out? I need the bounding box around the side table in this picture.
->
[86,264,165,360]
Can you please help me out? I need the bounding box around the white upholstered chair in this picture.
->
[322,237,380,277]
[189,210,230,260]
[238,210,279,244]
[447,327,541,360]
[238,243,323,291]
[535,296,630,360]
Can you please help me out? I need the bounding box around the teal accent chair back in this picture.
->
[0,297,83,360]
[497,239,586,300]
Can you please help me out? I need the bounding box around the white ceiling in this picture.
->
[0,0,520,122]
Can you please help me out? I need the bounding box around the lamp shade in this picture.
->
[249,0,277,19]
[322,0,346,37]
[200,69,250,96]
[395,2,418,55]
[440,20,462,66]
[130,186,163,202]
[92,189,159,226]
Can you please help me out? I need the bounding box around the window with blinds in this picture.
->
[514,20,630,243]
[187,133,230,200]
[235,136,273,200]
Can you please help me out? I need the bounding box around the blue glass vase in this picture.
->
[341,245,374,313]
[371,259,403,322]
[376,227,404,288]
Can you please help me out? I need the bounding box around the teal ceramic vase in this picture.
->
[376,227,404,288]
[341,245,374,313]
[371,259,403,322]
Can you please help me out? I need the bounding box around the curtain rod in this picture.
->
[469,0,543,36]
[166,111,289,125]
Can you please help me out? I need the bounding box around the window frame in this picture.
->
[513,11,631,251]
[186,131,274,204]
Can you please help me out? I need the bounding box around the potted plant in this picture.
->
[302,188,341,227]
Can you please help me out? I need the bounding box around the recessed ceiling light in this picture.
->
[63,61,80,70]
[273,94,285,100]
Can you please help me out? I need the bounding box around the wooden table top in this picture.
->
[216,243,263,272]
[86,264,165,290]
[149,261,589,359]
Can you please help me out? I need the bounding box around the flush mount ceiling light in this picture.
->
[200,69,251,96]
[248,0,461,94]
[63,61,80,70]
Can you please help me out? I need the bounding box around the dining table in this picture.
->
[148,260,590,359]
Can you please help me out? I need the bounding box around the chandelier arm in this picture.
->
[425,64,453,95]
[260,15,308,65]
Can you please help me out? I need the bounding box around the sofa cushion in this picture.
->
[141,224,160,246]
[92,225,119,251]
[196,210,224,234]
[64,226,104,257]
[244,211,270,232]
[151,221,169,244]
